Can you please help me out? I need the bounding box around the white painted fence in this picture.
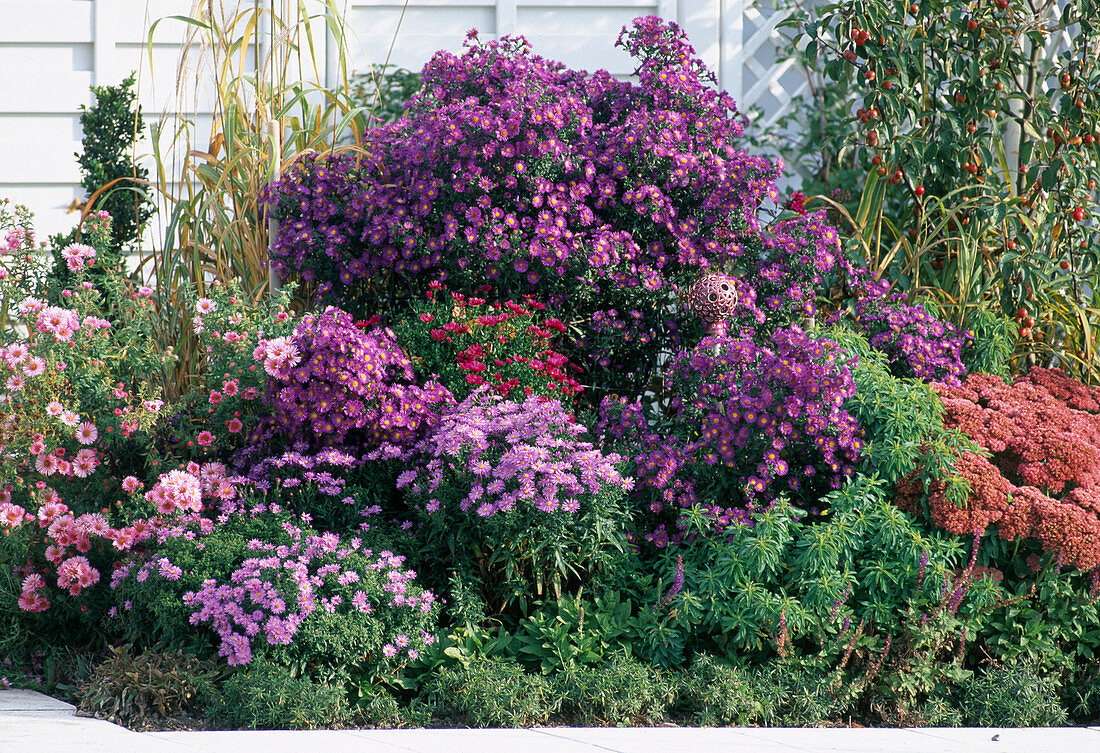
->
[0,0,801,238]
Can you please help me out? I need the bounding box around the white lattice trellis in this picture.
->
[739,2,807,127]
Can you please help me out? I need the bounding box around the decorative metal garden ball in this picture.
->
[688,273,738,329]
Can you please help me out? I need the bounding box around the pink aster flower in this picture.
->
[35,453,60,476]
[72,449,99,478]
[22,357,46,377]
[75,422,98,445]
[5,343,29,363]
[1,502,26,528]
[62,243,95,262]
[17,297,45,315]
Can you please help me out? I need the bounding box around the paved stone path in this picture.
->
[4,688,1100,752]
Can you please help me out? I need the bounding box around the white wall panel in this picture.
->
[0,2,94,43]
[0,46,96,113]
[516,4,655,75]
[0,116,85,184]
[343,4,498,73]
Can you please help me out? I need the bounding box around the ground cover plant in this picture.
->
[2,9,1100,731]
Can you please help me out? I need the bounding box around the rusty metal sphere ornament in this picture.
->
[687,273,739,324]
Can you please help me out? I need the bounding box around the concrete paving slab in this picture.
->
[0,709,192,753]
[533,725,808,751]
[540,726,1011,753]
[0,687,75,712]
[348,728,619,753]
[151,728,620,753]
[906,726,1100,751]
[7,690,1100,753]
[146,725,1100,753]
[148,729,378,752]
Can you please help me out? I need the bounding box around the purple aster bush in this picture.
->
[264,306,454,448]
[668,327,862,507]
[109,503,438,682]
[745,212,844,330]
[599,326,863,547]
[843,271,971,385]
[262,17,786,398]
[388,386,633,613]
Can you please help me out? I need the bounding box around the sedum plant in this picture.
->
[897,366,1100,571]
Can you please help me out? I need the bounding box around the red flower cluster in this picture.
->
[895,367,1100,571]
[397,288,582,403]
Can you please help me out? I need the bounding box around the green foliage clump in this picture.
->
[960,308,1018,379]
[678,655,775,726]
[556,654,674,725]
[511,592,635,674]
[912,695,964,727]
[626,475,974,667]
[980,559,1100,676]
[352,685,406,728]
[209,662,350,730]
[423,657,555,727]
[827,323,974,493]
[78,646,221,729]
[960,663,1067,727]
[1062,663,1100,723]
[678,655,842,726]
